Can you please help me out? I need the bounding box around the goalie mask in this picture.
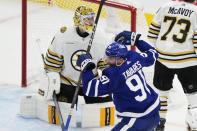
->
[74,6,95,33]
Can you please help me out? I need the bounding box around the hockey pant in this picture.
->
[111,112,160,131]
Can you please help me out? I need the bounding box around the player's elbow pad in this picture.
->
[148,49,158,65]
[136,40,156,52]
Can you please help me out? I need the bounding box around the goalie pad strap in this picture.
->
[100,107,115,126]
[48,105,60,125]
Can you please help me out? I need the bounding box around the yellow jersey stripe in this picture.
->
[149,29,160,35]
[158,57,197,63]
[149,27,160,32]
[48,49,63,59]
[160,96,168,99]
[151,22,161,28]
[159,110,167,113]
[44,63,62,71]
[66,76,82,85]
[97,61,107,67]
[60,74,82,86]
[60,74,73,85]
[161,102,167,106]
[46,55,63,65]
[193,40,197,43]
[156,48,195,55]
[99,67,106,71]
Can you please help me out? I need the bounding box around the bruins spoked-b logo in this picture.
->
[70,50,92,71]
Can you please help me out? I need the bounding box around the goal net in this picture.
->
[22,0,148,88]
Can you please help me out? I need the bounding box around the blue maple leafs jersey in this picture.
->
[82,40,161,118]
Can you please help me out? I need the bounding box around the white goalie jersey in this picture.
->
[147,1,197,69]
[44,26,110,86]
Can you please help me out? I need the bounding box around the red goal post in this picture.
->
[21,0,137,87]
[22,0,27,87]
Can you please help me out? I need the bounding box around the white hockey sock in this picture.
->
[186,92,197,109]
[158,90,170,119]
[186,92,197,130]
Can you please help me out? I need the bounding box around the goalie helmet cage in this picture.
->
[21,0,137,87]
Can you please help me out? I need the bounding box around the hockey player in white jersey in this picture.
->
[147,0,197,130]
[20,6,115,127]
[76,31,161,131]
[42,5,112,104]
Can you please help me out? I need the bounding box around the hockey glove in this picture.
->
[114,31,141,46]
[77,54,95,72]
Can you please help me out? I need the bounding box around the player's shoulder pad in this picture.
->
[60,26,67,33]
[166,1,178,8]
[158,1,173,11]
[126,50,139,60]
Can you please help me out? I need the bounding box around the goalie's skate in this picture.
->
[187,124,197,131]
[156,118,166,131]
[186,108,197,131]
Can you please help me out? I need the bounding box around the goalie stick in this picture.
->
[36,39,65,131]
[64,0,107,130]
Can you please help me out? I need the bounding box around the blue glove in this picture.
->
[76,54,95,72]
[114,31,141,45]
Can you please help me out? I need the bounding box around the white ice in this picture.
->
[0,0,190,130]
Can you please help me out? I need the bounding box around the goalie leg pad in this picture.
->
[20,94,76,127]
[20,94,37,118]
[36,96,77,127]
[81,102,117,127]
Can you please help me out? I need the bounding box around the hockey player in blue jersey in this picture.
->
[76,31,161,131]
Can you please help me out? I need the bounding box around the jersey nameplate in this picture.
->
[168,7,194,17]
[122,61,142,79]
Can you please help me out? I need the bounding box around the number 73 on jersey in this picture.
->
[160,15,191,44]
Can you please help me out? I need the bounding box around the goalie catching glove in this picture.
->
[77,54,95,72]
[114,31,141,46]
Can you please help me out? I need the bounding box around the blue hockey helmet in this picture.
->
[105,42,128,58]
